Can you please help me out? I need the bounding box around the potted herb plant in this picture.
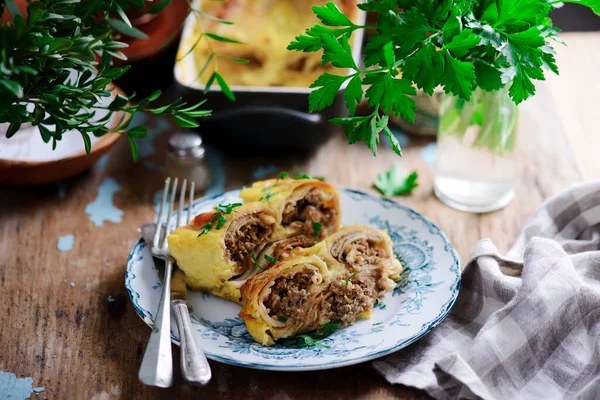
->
[0,0,234,170]
[289,0,600,212]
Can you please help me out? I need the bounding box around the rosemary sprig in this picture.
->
[0,0,241,160]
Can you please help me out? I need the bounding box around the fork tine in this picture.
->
[187,181,195,225]
[153,178,170,249]
[177,179,187,228]
[162,177,178,248]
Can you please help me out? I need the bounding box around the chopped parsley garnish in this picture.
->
[374,164,419,197]
[259,191,279,201]
[197,214,226,237]
[295,334,330,348]
[323,322,340,335]
[214,202,242,214]
[251,250,266,270]
[260,184,277,193]
[345,272,356,286]
[278,316,287,323]
[197,203,241,237]
[293,173,312,180]
[376,302,387,310]
[292,173,326,181]
[264,254,278,264]
[239,297,243,302]
[373,322,383,326]
[312,221,322,240]
[274,171,289,186]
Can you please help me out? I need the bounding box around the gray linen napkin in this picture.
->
[374,181,600,400]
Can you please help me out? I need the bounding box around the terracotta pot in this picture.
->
[0,85,129,185]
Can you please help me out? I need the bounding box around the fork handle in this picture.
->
[138,258,174,387]
[172,300,212,385]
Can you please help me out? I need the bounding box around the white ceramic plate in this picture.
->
[125,188,461,371]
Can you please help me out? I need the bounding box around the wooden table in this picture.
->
[0,32,596,400]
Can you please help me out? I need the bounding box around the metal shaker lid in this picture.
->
[167,132,205,158]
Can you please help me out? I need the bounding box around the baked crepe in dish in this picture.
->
[181,0,360,87]
[239,225,402,345]
[168,203,277,303]
[239,178,341,241]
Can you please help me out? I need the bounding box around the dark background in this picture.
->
[552,4,600,31]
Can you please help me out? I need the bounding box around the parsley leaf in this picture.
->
[292,173,325,181]
[309,73,349,112]
[402,44,445,96]
[278,316,287,323]
[319,33,358,69]
[312,2,355,26]
[475,61,504,91]
[197,203,241,237]
[323,322,340,335]
[250,250,266,271]
[381,42,395,70]
[344,75,363,115]
[443,29,481,58]
[264,254,278,264]
[383,124,403,157]
[364,73,416,120]
[374,164,419,197]
[345,273,356,286]
[443,51,476,100]
[313,221,322,240]
[214,203,242,214]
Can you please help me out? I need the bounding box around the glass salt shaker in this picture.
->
[164,132,211,193]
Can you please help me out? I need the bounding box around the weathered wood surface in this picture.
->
[0,77,586,399]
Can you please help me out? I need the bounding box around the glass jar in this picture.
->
[164,132,211,193]
[433,87,518,213]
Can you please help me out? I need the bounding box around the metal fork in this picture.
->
[138,177,211,387]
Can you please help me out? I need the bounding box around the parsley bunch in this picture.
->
[289,0,600,156]
[0,0,239,161]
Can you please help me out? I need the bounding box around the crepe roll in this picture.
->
[311,225,402,324]
[239,225,402,345]
[239,254,330,345]
[313,224,402,292]
[168,202,277,302]
[239,178,341,240]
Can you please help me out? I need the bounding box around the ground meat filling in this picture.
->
[321,276,378,327]
[342,239,387,270]
[281,189,337,237]
[264,272,313,323]
[225,221,272,269]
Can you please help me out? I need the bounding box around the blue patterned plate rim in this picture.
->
[125,188,461,371]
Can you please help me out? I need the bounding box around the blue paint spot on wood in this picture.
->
[420,143,438,165]
[96,154,109,170]
[33,387,45,394]
[84,178,124,227]
[134,114,171,159]
[57,234,74,252]
[0,371,35,400]
[252,164,278,180]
